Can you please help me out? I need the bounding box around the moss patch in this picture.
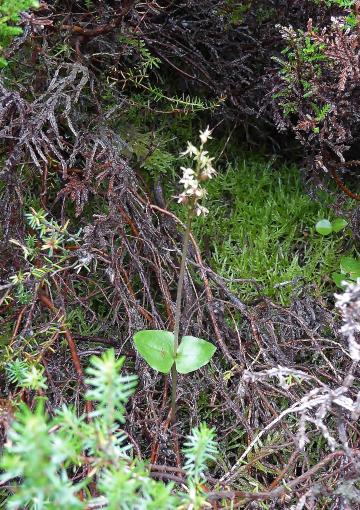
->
[187,155,351,304]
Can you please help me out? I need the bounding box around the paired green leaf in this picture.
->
[315,218,348,236]
[331,218,348,233]
[332,272,348,289]
[133,330,175,374]
[175,336,216,374]
[315,219,332,236]
[133,330,216,374]
[331,257,360,288]
[340,256,360,276]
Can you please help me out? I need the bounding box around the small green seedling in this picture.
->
[314,219,358,288]
[134,331,216,374]
[134,127,217,422]
[315,218,348,236]
[332,256,360,288]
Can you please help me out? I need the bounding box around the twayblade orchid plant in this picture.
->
[134,127,217,422]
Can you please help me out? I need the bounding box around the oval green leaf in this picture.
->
[175,336,216,374]
[340,256,360,275]
[133,330,175,374]
[315,219,332,236]
[349,272,360,282]
[331,218,348,233]
[332,272,348,289]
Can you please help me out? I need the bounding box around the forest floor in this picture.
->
[1,1,360,507]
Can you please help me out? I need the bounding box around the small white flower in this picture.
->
[200,161,216,180]
[180,167,195,179]
[201,167,216,180]
[199,126,212,145]
[177,192,189,204]
[195,204,209,216]
[179,166,201,193]
[193,187,207,199]
[180,175,198,191]
[198,151,212,167]
[180,142,199,157]
[177,130,215,212]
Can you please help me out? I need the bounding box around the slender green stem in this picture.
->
[170,211,192,423]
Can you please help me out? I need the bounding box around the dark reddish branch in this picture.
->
[191,234,239,368]
[61,0,136,38]
[118,266,155,325]
[150,376,168,464]
[38,291,93,414]
[118,205,140,237]
[268,451,299,490]
[207,451,356,502]
[330,162,360,201]
[12,305,28,340]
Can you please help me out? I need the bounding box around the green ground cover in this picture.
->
[186,154,352,303]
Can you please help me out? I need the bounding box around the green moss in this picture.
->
[185,155,351,304]
[222,0,252,25]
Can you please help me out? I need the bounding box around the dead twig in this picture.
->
[38,290,93,415]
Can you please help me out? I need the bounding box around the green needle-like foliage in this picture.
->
[85,350,138,425]
[0,0,39,67]
[1,350,219,510]
[183,423,218,482]
[1,402,83,510]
